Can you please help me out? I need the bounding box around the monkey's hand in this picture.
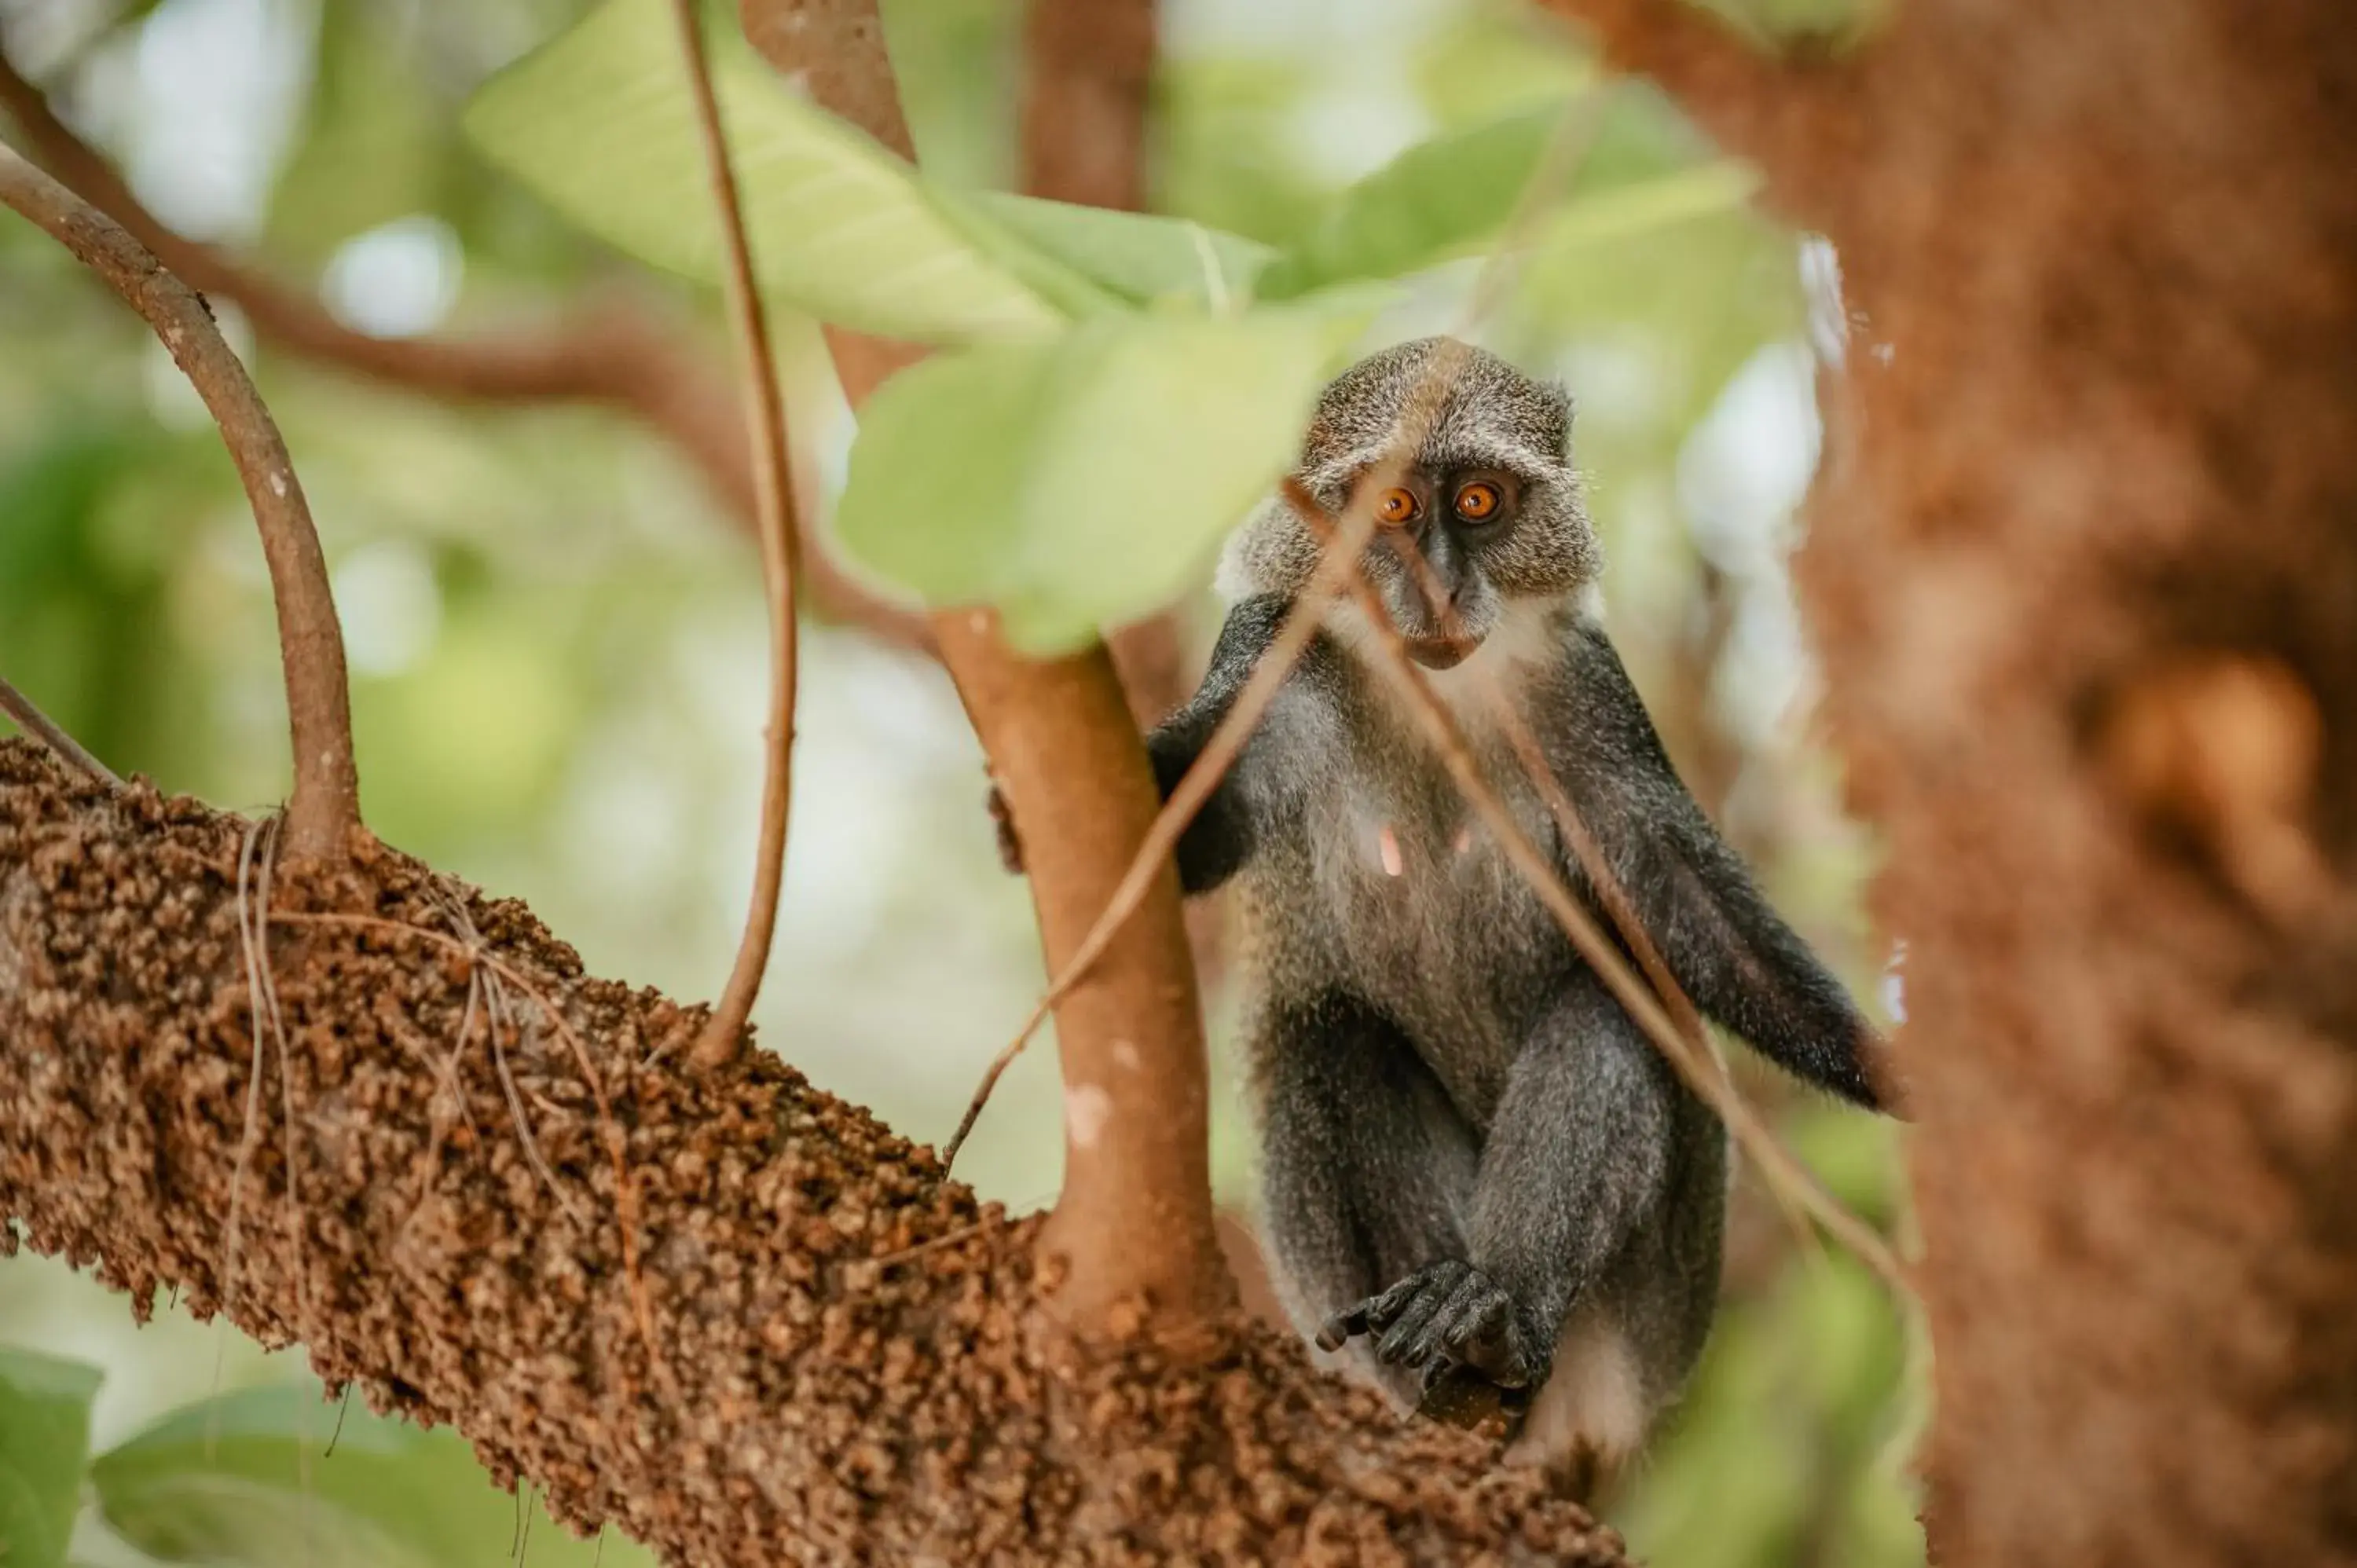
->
[1315,1260,1544,1393]
[985,781,1025,875]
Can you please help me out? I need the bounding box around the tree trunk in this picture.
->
[1786,3,2356,1563]
[1551,1,2357,1561]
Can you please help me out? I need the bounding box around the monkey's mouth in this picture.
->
[1403,633,1481,671]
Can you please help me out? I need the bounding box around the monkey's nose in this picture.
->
[1417,529,1470,610]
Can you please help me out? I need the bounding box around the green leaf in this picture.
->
[1533,159,1762,258]
[91,1385,652,1568]
[832,307,1370,652]
[264,2,453,265]
[966,194,1277,310]
[0,1347,103,1568]
[1256,85,1760,304]
[466,0,1280,333]
[1259,98,1581,298]
[464,0,1088,343]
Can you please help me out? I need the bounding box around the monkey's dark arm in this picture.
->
[1321,979,1684,1403]
[1144,594,1294,895]
[1556,621,1888,1110]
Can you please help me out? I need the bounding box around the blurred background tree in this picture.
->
[0,0,1919,1563]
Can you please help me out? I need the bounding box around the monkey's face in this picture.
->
[1355,460,1579,669]
[1216,336,1601,665]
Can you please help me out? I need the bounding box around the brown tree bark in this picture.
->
[1546,1,2357,1563]
[0,742,1629,1567]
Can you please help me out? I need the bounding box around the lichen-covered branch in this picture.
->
[0,140,359,863]
[0,739,1628,1567]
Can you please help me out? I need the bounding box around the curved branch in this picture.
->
[0,48,932,655]
[671,0,804,1072]
[0,140,359,862]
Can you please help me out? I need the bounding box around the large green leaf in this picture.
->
[0,1347,102,1568]
[91,1385,652,1568]
[832,306,1371,652]
[1257,85,1758,304]
[1259,99,1580,298]
[464,0,1274,339]
[967,194,1277,310]
[464,0,1083,343]
[1533,159,1761,258]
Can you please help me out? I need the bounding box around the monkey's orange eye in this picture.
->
[1455,481,1502,522]
[1376,487,1420,526]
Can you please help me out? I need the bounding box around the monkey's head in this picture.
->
[1219,335,1599,669]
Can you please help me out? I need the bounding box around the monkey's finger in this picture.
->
[1358,1273,1424,1329]
[1461,1307,1538,1388]
[1365,1265,1451,1334]
[1374,1262,1481,1365]
[1375,1281,1457,1367]
[1418,1272,1505,1368]
[1314,1310,1364,1353]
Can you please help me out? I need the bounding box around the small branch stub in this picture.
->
[0,675,123,790]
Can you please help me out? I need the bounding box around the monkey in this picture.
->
[1127,335,1893,1498]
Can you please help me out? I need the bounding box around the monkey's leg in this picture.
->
[1336,977,1684,1401]
[1489,979,1723,1492]
[1257,991,1480,1412]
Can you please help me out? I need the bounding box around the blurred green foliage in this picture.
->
[0,1348,101,1568]
[0,0,1920,1563]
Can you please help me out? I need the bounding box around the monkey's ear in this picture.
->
[1543,380,1575,460]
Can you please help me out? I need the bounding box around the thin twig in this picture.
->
[214,811,278,1458]
[251,820,318,1504]
[483,965,592,1229]
[669,0,805,1073]
[0,675,122,789]
[433,889,586,1227]
[941,96,1610,1168]
[863,1207,1009,1272]
[0,139,359,861]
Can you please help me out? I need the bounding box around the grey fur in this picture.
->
[1151,336,1883,1494]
